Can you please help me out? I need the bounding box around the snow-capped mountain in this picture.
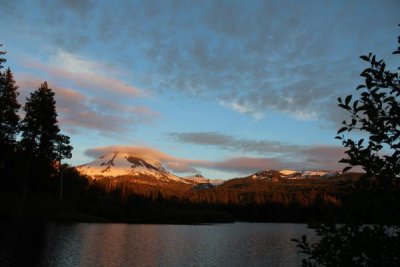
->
[279,169,340,179]
[77,152,188,183]
[182,174,224,186]
[76,152,339,188]
[248,169,340,181]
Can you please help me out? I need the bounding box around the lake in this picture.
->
[0,222,314,267]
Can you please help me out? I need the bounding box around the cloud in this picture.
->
[2,1,398,124]
[169,132,304,155]
[209,157,289,174]
[164,162,199,174]
[17,74,157,135]
[220,100,264,120]
[168,132,358,172]
[23,50,143,97]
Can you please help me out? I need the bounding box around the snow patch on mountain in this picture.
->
[279,169,339,177]
[279,170,297,176]
[77,152,189,183]
[182,174,224,186]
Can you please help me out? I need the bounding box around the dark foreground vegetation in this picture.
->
[1,168,397,225]
[292,26,400,266]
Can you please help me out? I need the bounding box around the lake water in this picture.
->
[0,222,314,267]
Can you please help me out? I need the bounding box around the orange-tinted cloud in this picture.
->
[16,74,157,134]
[23,50,143,97]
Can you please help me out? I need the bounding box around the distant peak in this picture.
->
[76,151,187,183]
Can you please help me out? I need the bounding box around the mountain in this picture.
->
[278,169,340,179]
[76,152,341,189]
[246,169,341,181]
[182,174,224,188]
[182,174,209,184]
[77,152,188,183]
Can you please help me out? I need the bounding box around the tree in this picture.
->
[55,134,73,199]
[293,27,400,266]
[337,51,400,187]
[21,82,60,161]
[0,44,5,68]
[0,47,21,185]
[0,69,21,152]
[20,82,61,189]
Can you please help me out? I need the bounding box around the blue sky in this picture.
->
[1,0,399,178]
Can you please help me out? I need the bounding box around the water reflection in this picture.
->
[0,222,314,267]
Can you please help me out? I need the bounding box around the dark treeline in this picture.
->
[71,172,399,224]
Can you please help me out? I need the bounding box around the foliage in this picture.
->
[0,64,21,176]
[0,68,21,147]
[293,26,400,266]
[0,47,21,188]
[20,82,61,163]
[336,44,400,186]
[0,44,5,68]
[294,224,400,267]
[0,46,72,192]
[55,134,73,162]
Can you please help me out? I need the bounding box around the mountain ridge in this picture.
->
[76,152,342,186]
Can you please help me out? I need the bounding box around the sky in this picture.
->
[1,0,399,179]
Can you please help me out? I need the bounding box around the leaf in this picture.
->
[356,85,365,90]
[393,51,400,55]
[370,135,381,142]
[337,127,348,134]
[360,55,370,61]
[345,95,352,106]
[360,70,371,78]
[357,139,364,146]
[343,166,352,172]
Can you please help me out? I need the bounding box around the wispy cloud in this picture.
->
[169,132,304,155]
[3,1,398,124]
[23,50,143,97]
[17,74,157,135]
[220,100,264,120]
[168,132,358,173]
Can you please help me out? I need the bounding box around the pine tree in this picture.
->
[0,44,5,68]
[0,47,21,181]
[55,133,73,199]
[21,82,60,160]
[20,82,61,188]
[0,68,21,152]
